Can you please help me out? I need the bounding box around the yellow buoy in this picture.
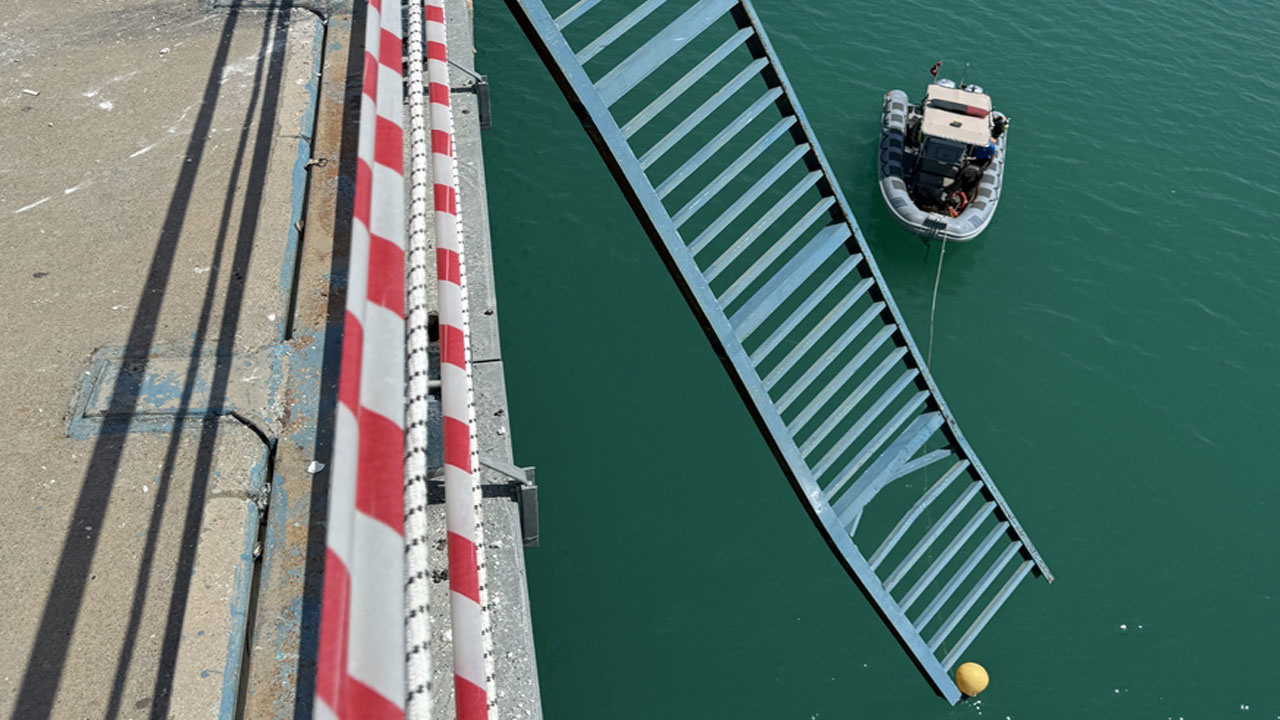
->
[955,662,989,697]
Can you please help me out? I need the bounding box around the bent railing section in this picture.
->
[503,0,1052,703]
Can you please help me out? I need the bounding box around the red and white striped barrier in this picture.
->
[426,1,498,717]
[316,0,407,717]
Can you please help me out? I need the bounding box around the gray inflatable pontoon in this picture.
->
[879,81,1006,242]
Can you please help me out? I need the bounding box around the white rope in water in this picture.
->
[927,239,947,368]
[921,239,948,656]
[403,0,434,715]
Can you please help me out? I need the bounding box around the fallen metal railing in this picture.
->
[503,0,1052,703]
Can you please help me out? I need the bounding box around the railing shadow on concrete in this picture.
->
[12,3,307,719]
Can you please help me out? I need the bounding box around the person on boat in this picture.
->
[991,115,1007,140]
[955,163,983,196]
[973,140,996,167]
[906,115,922,148]
[944,163,983,216]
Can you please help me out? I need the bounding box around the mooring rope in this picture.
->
[926,239,947,368]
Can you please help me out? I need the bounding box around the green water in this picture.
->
[479,1,1280,717]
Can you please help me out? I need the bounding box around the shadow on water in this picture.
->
[12,2,299,717]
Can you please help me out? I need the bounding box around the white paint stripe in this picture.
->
[436,279,461,317]
[376,63,404,125]
[357,94,378,167]
[346,219,371,322]
[449,589,487,684]
[13,197,50,214]
[363,5,383,65]
[129,143,157,158]
[313,697,340,720]
[369,162,406,247]
[358,303,406,428]
[439,362,469,424]
[380,0,402,34]
[433,209,457,252]
[327,402,360,565]
[443,466,476,538]
[426,56,448,81]
[429,105,453,140]
[347,511,407,709]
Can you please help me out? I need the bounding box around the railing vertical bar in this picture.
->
[772,303,882,410]
[623,27,754,137]
[911,523,1009,627]
[791,336,904,440]
[576,0,668,64]
[883,481,984,591]
[726,224,849,335]
[595,0,740,107]
[688,144,811,251]
[868,460,970,570]
[823,391,928,495]
[939,558,1034,669]
[670,116,795,226]
[744,250,857,352]
[762,277,869,388]
[716,175,826,304]
[554,0,605,30]
[655,91,787,197]
[901,517,1006,613]
[640,58,769,170]
[803,350,907,468]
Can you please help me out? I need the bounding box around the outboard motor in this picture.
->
[935,78,958,89]
[963,84,985,94]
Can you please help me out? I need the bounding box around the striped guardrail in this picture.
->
[316,0,408,717]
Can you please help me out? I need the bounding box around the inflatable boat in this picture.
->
[878,80,1007,242]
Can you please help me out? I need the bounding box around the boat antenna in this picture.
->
[958,61,970,88]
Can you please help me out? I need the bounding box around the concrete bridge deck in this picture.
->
[0,1,539,717]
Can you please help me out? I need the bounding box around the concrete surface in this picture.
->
[0,0,544,717]
[0,2,322,717]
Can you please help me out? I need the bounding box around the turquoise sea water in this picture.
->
[479,1,1280,717]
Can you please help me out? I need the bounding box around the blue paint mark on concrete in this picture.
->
[276,18,327,341]
[65,346,286,440]
[217,448,270,720]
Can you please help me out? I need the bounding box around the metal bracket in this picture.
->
[480,456,538,547]
[448,59,492,130]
